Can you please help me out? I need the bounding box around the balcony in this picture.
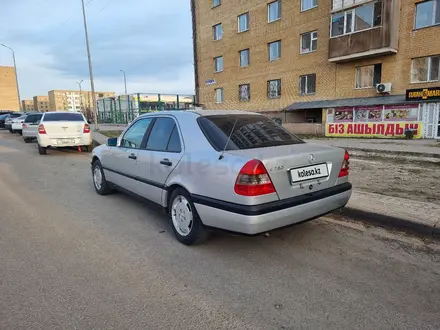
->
[328,0,399,62]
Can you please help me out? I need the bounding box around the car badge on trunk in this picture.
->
[308,154,315,163]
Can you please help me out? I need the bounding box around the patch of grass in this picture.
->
[99,130,122,138]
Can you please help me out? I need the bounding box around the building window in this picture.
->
[268,40,281,61]
[411,56,440,82]
[300,31,317,54]
[415,0,440,29]
[239,49,250,67]
[268,0,281,23]
[213,0,221,7]
[331,1,382,37]
[356,64,382,88]
[213,24,223,40]
[239,84,251,101]
[238,12,250,33]
[301,0,317,12]
[215,88,224,103]
[268,79,281,99]
[214,56,223,72]
[299,74,316,95]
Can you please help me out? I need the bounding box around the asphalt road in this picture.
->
[0,130,439,330]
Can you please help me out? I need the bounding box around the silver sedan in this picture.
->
[91,110,352,245]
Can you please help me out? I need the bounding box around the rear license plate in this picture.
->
[290,163,329,184]
[56,139,75,145]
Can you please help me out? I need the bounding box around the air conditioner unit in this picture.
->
[376,82,392,94]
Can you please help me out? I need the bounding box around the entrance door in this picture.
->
[422,103,439,139]
[436,105,440,139]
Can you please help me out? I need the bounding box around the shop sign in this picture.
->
[205,79,216,85]
[326,122,423,138]
[406,87,440,101]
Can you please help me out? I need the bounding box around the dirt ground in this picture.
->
[350,156,440,205]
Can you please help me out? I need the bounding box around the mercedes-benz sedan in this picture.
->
[91,110,352,245]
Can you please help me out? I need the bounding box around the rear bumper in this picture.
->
[193,183,352,235]
[11,124,22,131]
[37,134,93,148]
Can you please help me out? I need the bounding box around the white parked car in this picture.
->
[11,115,27,134]
[37,111,93,155]
[22,113,43,143]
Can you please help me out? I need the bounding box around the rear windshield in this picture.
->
[8,113,23,118]
[197,115,304,151]
[25,114,43,123]
[43,113,84,122]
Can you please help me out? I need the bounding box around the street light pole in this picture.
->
[76,79,84,113]
[120,70,127,95]
[80,0,99,129]
[1,44,22,112]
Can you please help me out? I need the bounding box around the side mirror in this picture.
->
[107,137,118,147]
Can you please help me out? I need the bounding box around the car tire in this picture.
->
[18,131,22,135]
[168,188,207,245]
[8,128,13,133]
[92,160,113,195]
[81,145,92,153]
[38,145,47,155]
[24,138,31,143]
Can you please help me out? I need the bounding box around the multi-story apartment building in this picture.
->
[48,90,116,112]
[0,66,20,111]
[191,0,440,138]
[33,96,50,112]
[22,100,35,112]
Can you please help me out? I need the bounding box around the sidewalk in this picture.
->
[335,190,440,239]
[305,138,440,159]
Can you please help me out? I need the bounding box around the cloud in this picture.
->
[0,0,195,99]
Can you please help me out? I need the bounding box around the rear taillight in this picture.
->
[234,159,276,196]
[338,150,350,178]
[83,123,91,133]
[38,124,46,134]
[22,123,27,128]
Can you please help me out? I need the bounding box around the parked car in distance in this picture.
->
[91,110,352,245]
[0,114,9,128]
[5,113,23,132]
[36,111,93,155]
[11,115,28,135]
[22,113,43,143]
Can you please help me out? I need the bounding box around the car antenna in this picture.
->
[219,118,238,160]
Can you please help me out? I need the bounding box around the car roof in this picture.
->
[138,109,262,120]
[43,111,83,115]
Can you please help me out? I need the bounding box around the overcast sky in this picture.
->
[0,0,195,99]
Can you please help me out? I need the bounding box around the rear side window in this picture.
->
[197,115,304,151]
[43,113,84,121]
[146,117,182,152]
[25,114,43,123]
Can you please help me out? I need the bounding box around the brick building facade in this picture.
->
[22,100,34,112]
[192,0,440,138]
[0,66,20,111]
[33,96,50,112]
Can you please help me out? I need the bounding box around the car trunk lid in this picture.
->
[226,143,345,200]
[43,121,85,138]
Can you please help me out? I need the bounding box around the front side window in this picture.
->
[146,117,181,152]
[197,115,304,151]
[214,56,223,72]
[213,0,221,7]
[300,31,318,54]
[331,1,382,37]
[239,84,251,102]
[121,118,153,149]
[415,0,440,29]
[238,13,250,32]
[301,0,317,11]
[239,49,250,67]
[268,79,281,99]
[299,74,316,95]
[213,24,222,40]
[356,64,382,88]
[268,40,281,61]
[268,0,281,22]
[215,88,224,103]
[411,56,440,82]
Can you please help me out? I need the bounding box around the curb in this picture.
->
[332,207,439,240]
[345,147,440,159]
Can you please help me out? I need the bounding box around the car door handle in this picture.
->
[128,153,137,160]
[160,159,172,166]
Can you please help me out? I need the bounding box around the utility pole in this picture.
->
[1,44,22,112]
[76,79,84,113]
[120,70,127,95]
[80,0,99,129]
